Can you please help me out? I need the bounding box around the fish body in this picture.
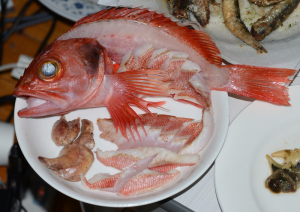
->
[168,0,190,19]
[13,7,296,139]
[222,0,268,54]
[251,0,300,41]
[248,0,284,6]
[189,0,210,27]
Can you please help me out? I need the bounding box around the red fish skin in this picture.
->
[14,38,108,117]
[60,7,296,105]
[70,7,222,66]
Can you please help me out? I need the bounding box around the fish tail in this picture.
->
[212,65,296,105]
[105,70,169,140]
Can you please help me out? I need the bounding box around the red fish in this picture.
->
[13,7,296,139]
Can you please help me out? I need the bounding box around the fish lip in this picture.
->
[17,101,63,118]
[13,89,67,108]
[13,89,67,118]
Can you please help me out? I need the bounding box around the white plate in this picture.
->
[38,0,106,22]
[96,0,300,68]
[215,85,300,212]
[15,91,229,207]
[204,0,300,68]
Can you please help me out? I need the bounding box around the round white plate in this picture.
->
[38,0,106,22]
[215,85,300,212]
[203,1,300,68]
[15,91,229,207]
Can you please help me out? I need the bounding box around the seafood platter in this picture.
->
[13,7,297,207]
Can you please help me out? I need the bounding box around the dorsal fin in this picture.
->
[70,7,222,66]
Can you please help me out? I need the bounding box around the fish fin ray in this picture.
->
[105,70,169,139]
[71,7,222,65]
[213,65,296,105]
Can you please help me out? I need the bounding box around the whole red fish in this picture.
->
[13,7,296,139]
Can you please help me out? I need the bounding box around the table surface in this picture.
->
[1,1,300,211]
[0,1,81,212]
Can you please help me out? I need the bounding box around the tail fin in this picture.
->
[211,65,297,105]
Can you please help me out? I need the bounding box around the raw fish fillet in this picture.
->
[98,110,214,154]
[95,147,200,173]
[97,113,195,152]
[82,169,179,196]
[179,109,214,154]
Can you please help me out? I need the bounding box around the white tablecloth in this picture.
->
[172,74,300,212]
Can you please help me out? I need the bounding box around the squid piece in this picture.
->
[38,143,80,170]
[74,119,95,150]
[52,144,94,182]
[51,116,80,146]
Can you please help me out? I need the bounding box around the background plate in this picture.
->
[38,0,106,22]
[204,0,300,68]
[215,85,300,212]
[15,91,229,207]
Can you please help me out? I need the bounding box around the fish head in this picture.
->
[14,38,113,118]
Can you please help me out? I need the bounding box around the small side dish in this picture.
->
[265,148,300,193]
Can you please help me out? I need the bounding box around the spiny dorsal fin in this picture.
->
[71,7,222,66]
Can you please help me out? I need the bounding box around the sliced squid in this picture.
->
[38,143,80,170]
[52,144,94,182]
[51,115,80,146]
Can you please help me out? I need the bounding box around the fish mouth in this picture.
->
[14,90,67,118]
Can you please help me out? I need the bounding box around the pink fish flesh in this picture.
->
[97,110,214,154]
[95,147,200,173]
[82,169,180,196]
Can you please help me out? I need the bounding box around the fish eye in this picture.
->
[38,60,61,80]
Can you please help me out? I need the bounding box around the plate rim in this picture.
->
[38,0,106,22]
[215,84,300,212]
[14,90,229,207]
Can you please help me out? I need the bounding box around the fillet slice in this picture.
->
[97,113,196,152]
[95,147,200,173]
[82,169,179,196]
